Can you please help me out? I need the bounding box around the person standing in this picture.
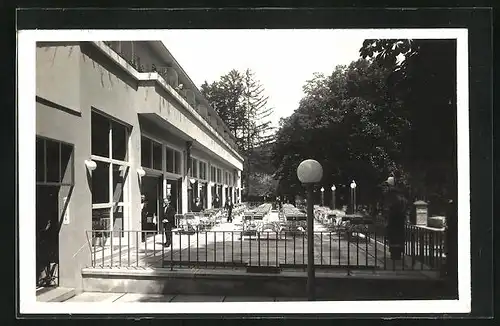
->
[225,197,234,223]
[385,179,408,260]
[192,197,203,213]
[162,197,176,247]
[212,194,220,209]
[140,195,148,242]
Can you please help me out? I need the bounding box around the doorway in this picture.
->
[35,136,74,289]
[36,185,60,288]
[166,178,181,214]
[201,182,208,209]
[141,174,162,241]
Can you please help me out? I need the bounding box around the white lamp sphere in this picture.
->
[331,185,336,191]
[387,176,395,186]
[296,159,323,184]
[320,187,324,192]
[350,181,357,189]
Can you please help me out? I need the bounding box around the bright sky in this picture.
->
[162,29,366,128]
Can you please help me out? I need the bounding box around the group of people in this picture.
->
[212,195,234,222]
[140,195,176,247]
[140,194,235,248]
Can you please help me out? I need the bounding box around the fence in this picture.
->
[86,225,445,273]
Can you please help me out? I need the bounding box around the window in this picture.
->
[211,166,216,182]
[152,141,162,170]
[91,111,110,158]
[165,146,182,175]
[112,121,128,161]
[92,161,110,204]
[166,147,174,173]
[199,162,207,180]
[192,158,198,178]
[141,137,152,168]
[141,136,162,171]
[36,137,74,186]
[216,168,221,184]
[174,151,182,174]
[90,111,130,236]
[92,208,110,231]
[36,138,45,182]
[112,165,128,202]
[45,140,60,183]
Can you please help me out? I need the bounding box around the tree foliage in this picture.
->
[273,39,456,213]
[272,59,407,206]
[201,69,276,197]
[361,39,457,207]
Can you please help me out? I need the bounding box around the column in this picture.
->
[207,183,212,209]
[237,170,242,203]
[182,141,192,214]
[221,184,226,206]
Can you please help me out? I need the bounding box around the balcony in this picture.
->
[101,41,238,151]
[95,41,243,167]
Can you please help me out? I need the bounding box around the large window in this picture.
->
[91,111,130,236]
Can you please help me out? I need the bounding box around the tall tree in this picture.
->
[200,69,246,145]
[201,69,276,197]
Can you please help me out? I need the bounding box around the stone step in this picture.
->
[37,287,76,302]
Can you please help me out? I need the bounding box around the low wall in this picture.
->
[82,268,456,301]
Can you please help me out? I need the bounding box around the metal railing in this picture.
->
[86,226,445,273]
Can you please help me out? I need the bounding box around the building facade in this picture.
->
[35,41,244,290]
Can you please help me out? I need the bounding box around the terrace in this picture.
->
[82,204,451,299]
[85,209,445,276]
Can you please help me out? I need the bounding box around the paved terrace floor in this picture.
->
[89,212,437,273]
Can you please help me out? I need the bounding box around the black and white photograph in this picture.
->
[15,8,493,317]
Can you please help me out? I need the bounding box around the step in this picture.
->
[36,287,76,302]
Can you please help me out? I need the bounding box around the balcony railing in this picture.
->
[100,41,238,153]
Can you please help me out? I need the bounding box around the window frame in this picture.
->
[90,110,131,236]
[36,136,75,187]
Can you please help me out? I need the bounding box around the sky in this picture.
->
[162,29,366,128]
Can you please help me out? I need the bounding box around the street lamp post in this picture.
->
[320,187,325,207]
[331,185,336,210]
[350,181,357,213]
[297,159,323,301]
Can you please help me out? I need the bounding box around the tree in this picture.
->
[200,70,246,144]
[272,59,410,207]
[201,69,276,198]
[360,39,457,212]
